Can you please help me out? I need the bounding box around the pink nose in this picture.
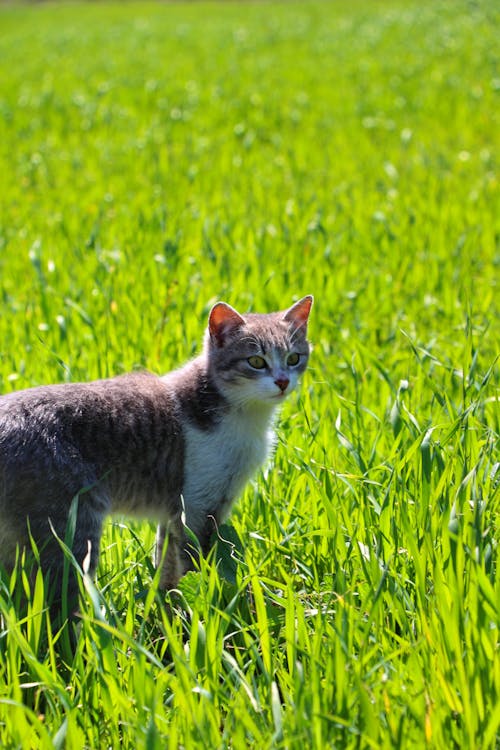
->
[275,377,290,392]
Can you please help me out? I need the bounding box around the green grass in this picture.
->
[0,0,499,747]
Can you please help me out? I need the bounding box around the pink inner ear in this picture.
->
[209,302,245,345]
[283,295,313,330]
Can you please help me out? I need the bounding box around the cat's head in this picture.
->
[205,296,313,408]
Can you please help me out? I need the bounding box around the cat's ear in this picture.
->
[283,295,313,332]
[208,302,246,347]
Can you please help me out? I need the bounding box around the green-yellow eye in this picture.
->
[287,353,300,366]
[247,355,267,369]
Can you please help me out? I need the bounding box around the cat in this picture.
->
[0,295,313,612]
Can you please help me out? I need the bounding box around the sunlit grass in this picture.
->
[0,0,499,747]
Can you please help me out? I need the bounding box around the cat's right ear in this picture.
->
[208,302,245,347]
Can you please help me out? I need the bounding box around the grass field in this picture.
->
[0,0,499,747]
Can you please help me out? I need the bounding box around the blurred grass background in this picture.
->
[0,1,499,747]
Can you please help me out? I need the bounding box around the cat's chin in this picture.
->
[228,393,287,410]
[267,384,296,402]
[264,390,291,405]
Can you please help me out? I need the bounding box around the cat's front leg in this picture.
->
[155,517,194,590]
[155,505,224,590]
[195,514,220,556]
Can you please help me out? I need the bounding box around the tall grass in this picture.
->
[0,0,499,747]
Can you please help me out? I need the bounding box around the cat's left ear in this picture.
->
[209,302,246,347]
[283,295,313,332]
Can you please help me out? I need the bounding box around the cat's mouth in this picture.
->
[272,389,288,399]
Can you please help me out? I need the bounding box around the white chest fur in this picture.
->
[181,406,276,534]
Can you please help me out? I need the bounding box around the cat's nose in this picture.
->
[274,377,290,393]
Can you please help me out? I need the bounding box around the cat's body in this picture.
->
[0,296,312,605]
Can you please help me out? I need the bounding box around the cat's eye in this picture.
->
[287,353,301,366]
[247,355,267,370]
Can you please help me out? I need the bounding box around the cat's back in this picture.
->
[0,371,169,421]
[0,371,179,464]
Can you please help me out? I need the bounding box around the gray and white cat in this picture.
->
[0,296,312,607]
